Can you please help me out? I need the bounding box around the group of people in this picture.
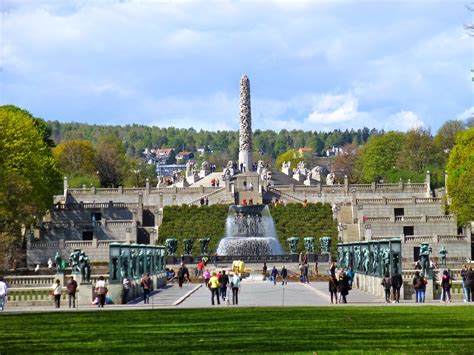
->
[264,264,289,285]
[206,270,241,305]
[461,265,474,302]
[328,263,354,304]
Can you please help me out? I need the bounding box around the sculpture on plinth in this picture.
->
[54,252,63,273]
[419,242,432,277]
[79,251,91,283]
[326,172,335,186]
[381,248,391,275]
[303,237,315,254]
[69,249,81,274]
[439,246,448,267]
[184,239,194,256]
[354,246,361,271]
[287,237,299,254]
[165,238,177,256]
[320,237,332,254]
[199,238,210,255]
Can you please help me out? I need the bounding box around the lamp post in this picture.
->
[133,169,140,187]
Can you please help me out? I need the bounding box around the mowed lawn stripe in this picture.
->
[0,306,473,353]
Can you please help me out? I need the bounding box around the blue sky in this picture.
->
[0,0,472,132]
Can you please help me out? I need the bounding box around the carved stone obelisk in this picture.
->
[239,74,253,172]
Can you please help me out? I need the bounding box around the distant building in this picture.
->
[297,147,313,157]
[325,146,343,157]
[175,151,194,162]
[155,148,175,164]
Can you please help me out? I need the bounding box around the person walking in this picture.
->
[382,272,392,303]
[0,276,8,311]
[141,273,152,304]
[329,275,338,304]
[339,272,350,303]
[466,267,474,302]
[208,272,220,305]
[440,270,452,303]
[203,269,211,287]
[413,271,426,303]
[213,253,218,268]
[220,270,229,301]
[271,266,279,285]
[95,276,107,308]
[280,266,288,285]
[391,271,403,303]
[51,279,62,309]
[122,275,132,304]
[461,265,469,302]
[177,263,190,288]
[66,276,78,309]
[262,262,268,281]
[231,273,241,305]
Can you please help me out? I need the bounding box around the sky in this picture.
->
[0,0,473,132]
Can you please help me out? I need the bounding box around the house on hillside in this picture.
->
[155,148,175,164]
[175,151,194,162]
[325,146,343,157]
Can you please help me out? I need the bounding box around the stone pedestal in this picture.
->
[166,256,177,265]
[199,169,209,179]
[293,172,305,181]
[290,254,299,262]
[307,254,316,262]
[77,283,93,306]
[318,254,330,263]
[304,178,313,186]
[187,174,200,184]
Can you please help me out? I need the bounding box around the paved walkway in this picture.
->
[2,280,471,313]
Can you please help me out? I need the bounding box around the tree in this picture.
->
[434,120,466,154]
[275,149,311,170]
[356,132,405,183]
[0,105,62,269]
[95,135,128,187]
[446,128,474,226]
[53,139,97,177]
[396,127,436,173]
[332,143,359,182]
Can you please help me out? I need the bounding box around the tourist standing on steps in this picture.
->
[66,276,78,308]
[95,276,107,308]
[280,266,288,285]
[141,273,152,304]
[329,275,338,304]
[440,270,452,303]
[220,270,229,301]
[391,271,403,303]
[51,279,62,309]
[271,266,279,285]
[0,276,8,311]
[382,272,392,303]
[231,273,241,305]
[208,272,220,305]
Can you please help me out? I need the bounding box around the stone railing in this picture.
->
[5,275,56,287]
[437,235,466,242]
[6,287,68,303]
[189,187,227,206]
[395,216,424,222]
[268,187,306,203]
[104,220,133,228]
[65,240,93,248]
[365,216,391,222]
[356,197,442,205]
[427,215,453,222]
[403,235,434,243]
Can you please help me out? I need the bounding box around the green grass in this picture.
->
[1,306,473,353]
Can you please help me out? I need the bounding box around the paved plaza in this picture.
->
[3,276,470,314]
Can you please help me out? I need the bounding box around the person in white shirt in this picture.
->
[51,279,62,308]
[0,276,8,311]
[95,276,107,308]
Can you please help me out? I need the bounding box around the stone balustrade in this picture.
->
[5,275,56,287]
[356,197,442,205]
[403,235,434,243]
[437,235,466,242]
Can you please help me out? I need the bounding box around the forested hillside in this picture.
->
[47,121,380,159]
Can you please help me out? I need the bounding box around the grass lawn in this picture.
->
[1,306,473,354]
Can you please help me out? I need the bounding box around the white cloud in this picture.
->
[386,111,424,131]
[306,94,359,124]
[456,107,474,121]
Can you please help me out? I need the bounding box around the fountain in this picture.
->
[216,205,283,257]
